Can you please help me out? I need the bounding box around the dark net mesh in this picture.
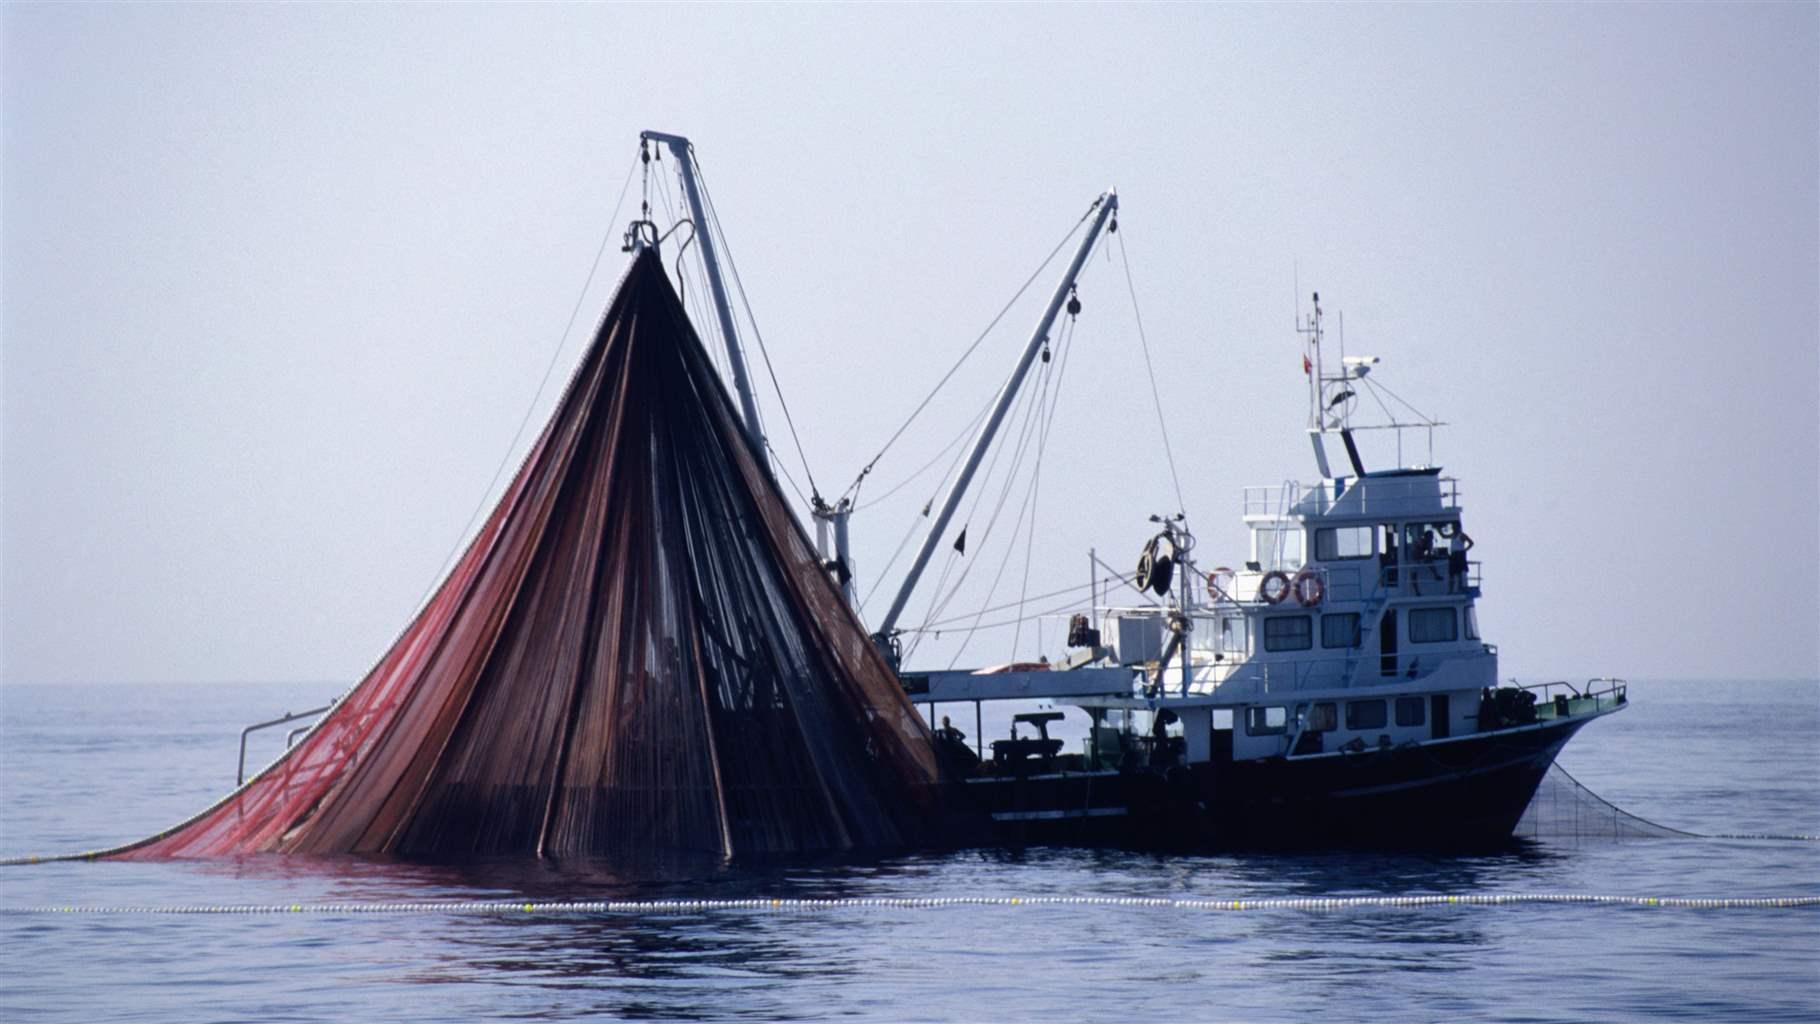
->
[1514,764,1697,841]
[109,250,937,860]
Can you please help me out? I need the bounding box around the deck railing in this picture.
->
[1518,677,1628,720]
[1242,476,1460,518]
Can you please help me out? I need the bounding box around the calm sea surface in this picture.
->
[2,679,1816,1022]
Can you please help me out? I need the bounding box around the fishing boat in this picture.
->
[865,194,1630,849]
[163,131,1626,861]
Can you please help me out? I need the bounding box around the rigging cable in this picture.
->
[652,163,713,363]
[1116,229,1188,518]
[1357,374,1439,425]
[841,200,1103,504]
[858,381,1006,613]
[918,351,1049,635]
[903,566,1163,636]
[927,327,1067,666]
[1011,309,1080,658]
[851,396,995,513]
[692,153,822,501]
[942,342,1060,667]
[411,152,638,617]
[911,578,1098,631]
[902,234,1112,661]
[1358,375,1398,425]
[945,315,1075,667]
[906,376,1048,665]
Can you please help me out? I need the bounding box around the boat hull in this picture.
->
[946,717,1588,850]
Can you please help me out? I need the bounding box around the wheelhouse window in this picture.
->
[1263,615,1313,652]
[1304,701,1337,732]
[1409,606,1459,644]
[1465,605,1480,640]
[1395,696,1425,726]
[1321,612,1361,649]
[1346,699,1388,731]
[1220,615,1247,653]
[1253,525,1305,571]
[1315,525,1374,561]
[1246,705,1288,736]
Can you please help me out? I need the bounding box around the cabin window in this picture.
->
[1464,605,1480,640]
[1321,612,1361,648]
[1212,708,1233,730]
[1263,615,1313,652]
[1305,701,1338,732]
[1315,526,1374,561]
[1246,705,1288,736]
[1409,606,1458,644]
[1346,699,1388,730]
[1219,616,1247,653]
[1396,696,1425,726]
[1253,526,1305,570]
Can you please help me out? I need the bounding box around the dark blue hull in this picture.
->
[946,717,1588,850]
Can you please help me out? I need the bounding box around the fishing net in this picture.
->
[106,250,938,860]
[1514,764,1698,841]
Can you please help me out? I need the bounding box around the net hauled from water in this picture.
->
[107,250,938,860]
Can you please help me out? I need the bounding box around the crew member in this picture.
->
[937,715,966,744]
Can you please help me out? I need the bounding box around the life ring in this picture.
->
[1206,567,1235,604]
[1259,570,1291,605]
[1437,521,1458,539]
[1292,570,1325,607]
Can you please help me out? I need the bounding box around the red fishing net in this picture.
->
[111,250,937,859]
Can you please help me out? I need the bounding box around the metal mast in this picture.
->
[640,130,768,459]
[875,191,1119,644]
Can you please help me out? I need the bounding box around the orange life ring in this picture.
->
[1259,570,1291,605]
[1292,570,1325,607]
[1206,567,1235,604]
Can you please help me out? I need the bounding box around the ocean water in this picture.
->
[1,679,1816,1022]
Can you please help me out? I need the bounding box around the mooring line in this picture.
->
[3,894,1817,915]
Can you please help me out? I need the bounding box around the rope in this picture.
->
[1011,312,1079,657]
[1116,229,1187,518]
[920,350,1052,654]
[943,330,1065,667]
[842,200,1102,503]
[3,894,1816,913]
[913,579,1097,631]
[901,568,1157,635]
[912,589,1100,637]
[1358,376,1400,426]
[858,507,929,614]
[852,398,994,513]
[408,152,638,618]
[692,153,821,500]
[1359,373,1439,426]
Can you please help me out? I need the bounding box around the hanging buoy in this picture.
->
[1259,570,1292,605]
[1292,570,1325,607]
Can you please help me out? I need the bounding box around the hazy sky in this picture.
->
[4,3,1816,687]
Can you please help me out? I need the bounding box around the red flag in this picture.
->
[1302,354,1312,375]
